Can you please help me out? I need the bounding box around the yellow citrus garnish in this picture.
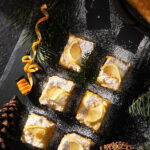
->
[18,4,49,95]
[26,126,46,143]
[17,78,32,95]
[69,138,84,150]
[45,87,68,101]
[86,103,104,123]
[67,40,82,65]
[101,63,122,83]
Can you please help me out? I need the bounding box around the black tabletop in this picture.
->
[0,0,22,77]
[0,0,150,149]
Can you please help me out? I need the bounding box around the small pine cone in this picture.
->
[100,141,136,150]
[0,137,6,149]
[0,96,18,149]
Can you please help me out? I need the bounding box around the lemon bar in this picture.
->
[127,0,150,24]
[59,33,95,72]
[97,56,132,91]
[21,113,55,149]
[76,91,111,132]
[57,133,94,150]
[39,76,76,112]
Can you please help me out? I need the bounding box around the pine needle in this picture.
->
[129,86,150,118]
[68,53,97,87]
[8,0,79,66]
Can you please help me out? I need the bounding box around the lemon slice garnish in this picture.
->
[26,126,46,143]
[101,63,122,83]
[45,87,68,101]
[86,104,104,123]
[69,138,84,150]
[67,40,82,65]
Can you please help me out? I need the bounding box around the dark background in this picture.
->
[0,0,22,77]
[0,0,150,149]
[0,0,145,78]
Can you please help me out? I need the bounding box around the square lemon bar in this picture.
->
[76,91,111,132]
[59,33,95,72]
[57,133,94,150]
[39,76,76,112]
[97,56,132,91]
[21,113,55,149]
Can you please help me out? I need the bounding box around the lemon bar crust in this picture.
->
[59,33,95,72]
[76,91,111,132]
[58,133,94,150]
[21,113,55,149]
[97,56,132,91]
[127,0,150,24]
[39,76,76,112]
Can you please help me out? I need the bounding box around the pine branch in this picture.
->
[144,79,150,88]
[137,146,150,150]
[129,86,150,118]
[8,0,79,66]
[68,53,97,87]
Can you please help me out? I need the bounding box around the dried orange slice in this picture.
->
[67,40,82,65]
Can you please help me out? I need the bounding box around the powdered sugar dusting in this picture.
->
[112,45,134,63]
[87,83,120,104]
[58,133,93,150]
[34,0,150,147]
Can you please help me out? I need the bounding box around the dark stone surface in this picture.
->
[0,0,22,77]
[85,0,110,29]
[0,0,149,149]
[116,23,144,54]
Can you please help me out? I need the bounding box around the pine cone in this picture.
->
[100,141,136,150]
[0,96,18,149]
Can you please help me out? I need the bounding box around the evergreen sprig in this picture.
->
[129,86,150,118]
[137,146,150,150]
[9,0,96,86]
[68,53,97,87]
[9,0,79,66]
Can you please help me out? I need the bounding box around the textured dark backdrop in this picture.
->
[0,1,150,149]
[0,0,22,77]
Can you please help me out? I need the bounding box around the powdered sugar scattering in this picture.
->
[35,0,149,146]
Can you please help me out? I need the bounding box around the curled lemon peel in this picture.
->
[18,4,49,95]
[17,78,32,95]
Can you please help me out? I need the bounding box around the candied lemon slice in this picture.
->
[67,40,82,65]
[101,63,122,83]
[26,126,46,142]
[86,104,104,123]
[69,138,84,150]
[45,87,68,101]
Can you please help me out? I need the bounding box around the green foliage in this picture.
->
[129,86,150,118]
[137,146,150,150]
[8,0,78,66]
[68,53,97,87]
[9,0,96,86]
[144,79,150,88]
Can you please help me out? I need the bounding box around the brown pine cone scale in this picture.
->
[0,96,18,149]
[100,141,136,150]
